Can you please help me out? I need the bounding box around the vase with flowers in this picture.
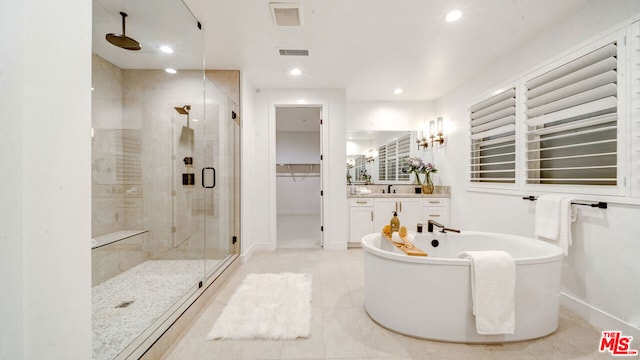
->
[403,157,426,184]
[421,162,437,194]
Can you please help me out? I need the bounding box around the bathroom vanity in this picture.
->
[348,186,450,245]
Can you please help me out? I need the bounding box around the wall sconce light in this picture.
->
[416,130,429,150]
[429,117,445,147]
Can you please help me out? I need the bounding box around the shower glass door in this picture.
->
[91,0,238,358]
[201,79,239,276]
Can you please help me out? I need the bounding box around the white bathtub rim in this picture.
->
[361,231,563,266]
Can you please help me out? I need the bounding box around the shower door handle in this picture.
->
[202,167,216,188]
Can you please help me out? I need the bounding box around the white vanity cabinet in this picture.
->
[422,198,450,226]
[349,198,374,243]
[349,196,450,244]
[373,198,423,233]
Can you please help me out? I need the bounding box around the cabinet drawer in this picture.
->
[422,209,449,225]
[350,198,374,207]
[422,198,449,207]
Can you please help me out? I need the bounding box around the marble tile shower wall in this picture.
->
[93,54,234,261]
[92,54,144,238]
[123,69,207,258]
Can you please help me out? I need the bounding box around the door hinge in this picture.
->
[198,280,203,288]
[320,154,323,161]
[321,226,324,232]
[231,111,237,119]
[171,226,176,233]
[320,190,323,196]
[320,119,323,125]
[232,236,237,244]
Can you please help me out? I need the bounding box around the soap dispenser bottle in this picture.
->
[390,211,400,233]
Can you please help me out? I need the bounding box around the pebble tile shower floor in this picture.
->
[92,259,219,360]
[162,249,616,360]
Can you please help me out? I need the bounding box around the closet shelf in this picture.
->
[276,163,320,180]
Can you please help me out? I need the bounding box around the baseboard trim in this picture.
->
[561,292,640,339]
[323,241,347,250]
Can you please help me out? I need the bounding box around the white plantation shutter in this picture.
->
[524,42,619,186]
[354,155,366,182]
[377,146,387,182]
[378,134,411,182]
[469,87,517,183]
[387,141,397,181]
[632,21,640,197]
[397,134,411,182]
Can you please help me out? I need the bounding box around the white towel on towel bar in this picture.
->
[457,250,515,335]
[535,195,576,256]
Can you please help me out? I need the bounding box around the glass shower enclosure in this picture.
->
[90,1,239,359]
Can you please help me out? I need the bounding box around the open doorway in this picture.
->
[275,106,323,248]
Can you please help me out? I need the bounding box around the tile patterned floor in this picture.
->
[162,249,621,360]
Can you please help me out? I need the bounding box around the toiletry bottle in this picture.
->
[390,211,400,233]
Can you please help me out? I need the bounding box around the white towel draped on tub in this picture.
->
[457,250,516,335]
[535,194,576,256]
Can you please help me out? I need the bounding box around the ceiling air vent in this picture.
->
[270,2,302,26]
[279,48,309,56]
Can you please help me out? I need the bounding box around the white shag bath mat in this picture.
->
[207,273,312,340]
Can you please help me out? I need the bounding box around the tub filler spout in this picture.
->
[427,219,460,233]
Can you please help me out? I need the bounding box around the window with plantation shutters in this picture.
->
[354,155,366,182]
[524,42,619,186]
[631,21,640,198]
[377,147,387,181]
[469,87,517,184]
[397,134,411,182]
[378,134,411,182]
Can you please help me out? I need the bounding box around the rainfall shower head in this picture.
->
[174,105,191,115]
[106,12,142,51]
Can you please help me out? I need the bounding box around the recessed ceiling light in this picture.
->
[394,88,403,95]
[446,10,462,22]
[290,68,302,76]
[165,68,177,74]
[160,45,174,54]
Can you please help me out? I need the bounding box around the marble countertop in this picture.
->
[348,192,450,198]
[348,185,450,198]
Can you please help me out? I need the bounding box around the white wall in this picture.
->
[245,88,347,253]
[240,74,257,261]
[0,0,92,358]
[0,1,25,358]
[347,100,434,130]
[435,1,640,337]
[276,132,320,164]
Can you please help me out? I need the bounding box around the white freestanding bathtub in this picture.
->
[361,231,563,343]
